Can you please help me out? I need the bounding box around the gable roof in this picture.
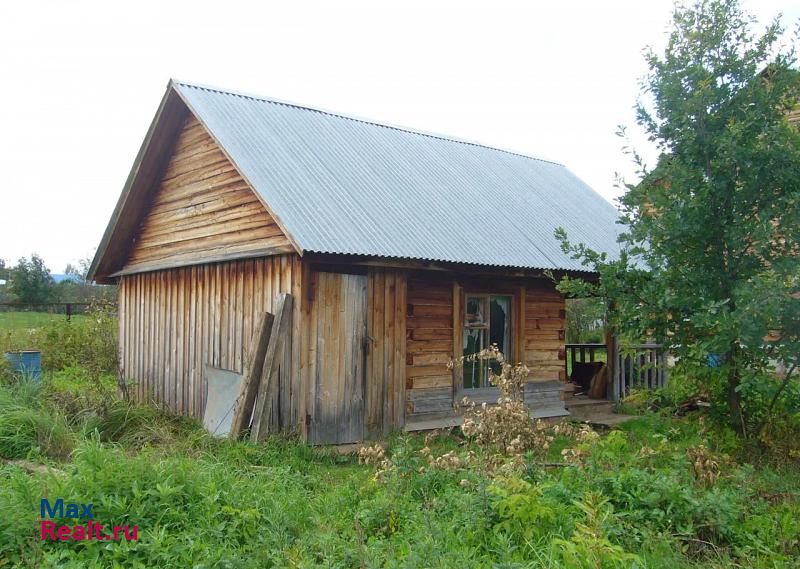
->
[91,80,622,280]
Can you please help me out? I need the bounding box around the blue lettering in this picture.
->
[41,498,64,519]
[40,499,94,519]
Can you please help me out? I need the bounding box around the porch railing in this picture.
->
[565,343,607,378]
[611,343,668,401]
[566,342,668,401]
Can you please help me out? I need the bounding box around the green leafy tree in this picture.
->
[58,255,115,303]
[9,254,55,304]
[64,256,92,284]
[0,259,11,302]
[557,0,800,434]
[565,298,606,344]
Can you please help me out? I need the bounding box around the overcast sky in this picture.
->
[1,0,797,273]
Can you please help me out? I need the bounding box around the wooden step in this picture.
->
[565,397,615,420]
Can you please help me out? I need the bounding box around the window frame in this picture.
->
[453,283,524,402]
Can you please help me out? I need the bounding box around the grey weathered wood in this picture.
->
[405,413,463,431]
[310,273,368,444]
[229,311,274,439]
[408,387,453,414]
[203,365,244,437]
[251,293,294,442]
[524,380,568,417]
[609,343,667,401]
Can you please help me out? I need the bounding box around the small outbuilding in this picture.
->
[89,80,621,444]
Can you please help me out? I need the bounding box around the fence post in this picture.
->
[570,346,576,379]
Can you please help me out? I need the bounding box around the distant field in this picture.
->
[0,311,86,330]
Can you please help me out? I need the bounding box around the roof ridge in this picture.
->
[172,79,565,167]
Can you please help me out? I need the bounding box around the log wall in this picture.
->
[405,272,454,417]
[404,272,566,423]
[524,281,567,381]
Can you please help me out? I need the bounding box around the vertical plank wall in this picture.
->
[118,259,564,439]
[118,255,303,427]
[366,268,407,438]
[300,267,407,441]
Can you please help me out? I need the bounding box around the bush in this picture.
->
[453,346,554,456]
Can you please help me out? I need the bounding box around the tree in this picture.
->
[0,259,11,302]
[565,298,606,344]
[9,254,55,304]
[64,256,91,284]
[557,0,800,434]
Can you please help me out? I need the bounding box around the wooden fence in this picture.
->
[0,302,109,320]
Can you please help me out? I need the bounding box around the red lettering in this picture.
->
[40,520,55,540]
[56,526,71,541]
[41,517,139,542]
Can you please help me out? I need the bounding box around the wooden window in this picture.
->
[462,294,512,388]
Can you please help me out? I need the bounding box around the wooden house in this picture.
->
[88,80,622,444]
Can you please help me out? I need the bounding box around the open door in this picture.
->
[310,271,368,444]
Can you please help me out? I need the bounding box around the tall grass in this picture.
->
[0,360,797,567]
[0,378,74,460]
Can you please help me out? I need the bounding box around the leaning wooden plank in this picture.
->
[251,293,294,442]
[228,311,274,439]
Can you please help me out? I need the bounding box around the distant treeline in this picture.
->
[0,254,115,304]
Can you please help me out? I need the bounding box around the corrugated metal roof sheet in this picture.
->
[173,81,622,271]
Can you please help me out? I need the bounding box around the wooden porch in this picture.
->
[565,341,668,401]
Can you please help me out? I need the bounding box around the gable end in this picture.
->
[117,115,293,275]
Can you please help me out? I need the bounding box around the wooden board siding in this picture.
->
[366,268,407,438]
[523,282,567,381]
[118,254,565,440]
[121,115,293,275]
[118,255,303,426]
[300,267,407,442]
[308,272,368,444]
[405,272,454,418]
